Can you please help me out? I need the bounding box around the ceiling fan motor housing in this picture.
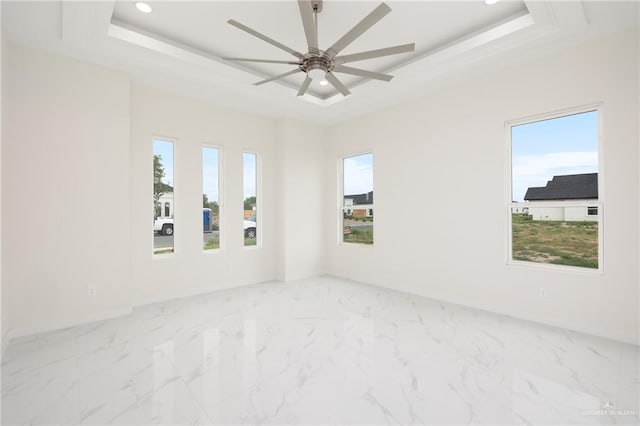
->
[300,54,333,79]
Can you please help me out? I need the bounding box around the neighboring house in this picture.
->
[511,205,529,215]
[156,190,174,219]
[344,191,374,218]
[524,173,598,221]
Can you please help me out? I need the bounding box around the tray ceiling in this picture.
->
[2,1,638,125]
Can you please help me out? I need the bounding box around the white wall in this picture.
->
[2,45,132,335]
[324,29,639,344]
[130,85,280,305]
[1,45,327,336]
[528,206,565,221]
[0,6,7,357]
[2,29,638,346]
[564,205,597,222]
[275,119,325,282]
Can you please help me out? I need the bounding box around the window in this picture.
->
[243,153,257,246]
[153,139,175,255]
[509,109,600,270]
[203,147,220,251]
[342,153,373,245]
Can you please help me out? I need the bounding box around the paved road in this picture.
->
[154,231,219,247]
[345,224,373,232]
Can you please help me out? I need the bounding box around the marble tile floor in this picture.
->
[1,276,638,425]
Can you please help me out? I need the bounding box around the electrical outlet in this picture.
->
[539,287,548,297]
[87,285,97,296]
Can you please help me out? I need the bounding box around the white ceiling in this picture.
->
[2,1,638,125]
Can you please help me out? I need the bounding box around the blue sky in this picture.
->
[344,153,373,195]
[202,147,219,202]
[512,110,598,202]
[243,152,257,198]
[153,139,174,187]
[154,142,255,203]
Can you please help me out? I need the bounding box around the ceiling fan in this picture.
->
[223,0,415,97]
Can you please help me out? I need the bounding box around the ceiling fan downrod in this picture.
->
[310,0,323,13]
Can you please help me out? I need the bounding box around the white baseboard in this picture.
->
[5,307,133,343]
[133,278,277,308]
[326,273,640,347]
[4,279,279,346]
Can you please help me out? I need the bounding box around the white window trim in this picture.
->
[243,151,261,250]
[505,104,604,273]
[152,135,178,259]
[338,151,374,247]
[202,144,224,254]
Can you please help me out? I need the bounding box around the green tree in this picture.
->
[244,196,256,210]
[202,194,219,214]
[154,155,166,218]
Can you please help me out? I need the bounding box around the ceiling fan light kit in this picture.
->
[223,0,415,98]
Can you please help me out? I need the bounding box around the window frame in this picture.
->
[338,151,374,247]
[202,144,223,253]
[152,135,178,258]
[242,151,261,249]
[506,104,604,273]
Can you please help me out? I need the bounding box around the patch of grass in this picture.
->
[203,238,220,250]
[244,238,256,246]
[344,229,374,245]
[512,214,598,269]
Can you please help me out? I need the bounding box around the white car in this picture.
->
[154,215,255,238]
[244,215,256,238]
[154,217,174,236]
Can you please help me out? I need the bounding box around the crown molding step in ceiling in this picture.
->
[4,1,636,124]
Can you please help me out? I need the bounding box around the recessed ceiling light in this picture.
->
[135,2,152,13]
[484,0,500,4]
[319,79,329,86]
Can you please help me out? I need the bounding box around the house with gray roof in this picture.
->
[344,191,373,218]
[523,173,598,221]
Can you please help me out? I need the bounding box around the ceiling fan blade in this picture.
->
[326,3,391,59]
[325,72,351,96]
[297,76,312,97]
[333,65,393,82]
[223,57,300,65]
[228,20,304,59]
[335,43,415,65]
[254,69,301,86]
[298,0,319,53]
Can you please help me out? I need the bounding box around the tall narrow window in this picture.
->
[342,153,373,245]
[153,139,175,255]
[243,153,257,246]
[510,109,600,269]
[203,147,220,251]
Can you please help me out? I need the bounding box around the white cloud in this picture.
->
[344,157,373,195]
[512,151,597,201]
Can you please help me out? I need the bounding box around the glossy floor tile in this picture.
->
[2,277,639,425]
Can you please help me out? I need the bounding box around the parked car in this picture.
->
[154,213,256,238]
[154,217,174,236]
[244,215,256,238]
